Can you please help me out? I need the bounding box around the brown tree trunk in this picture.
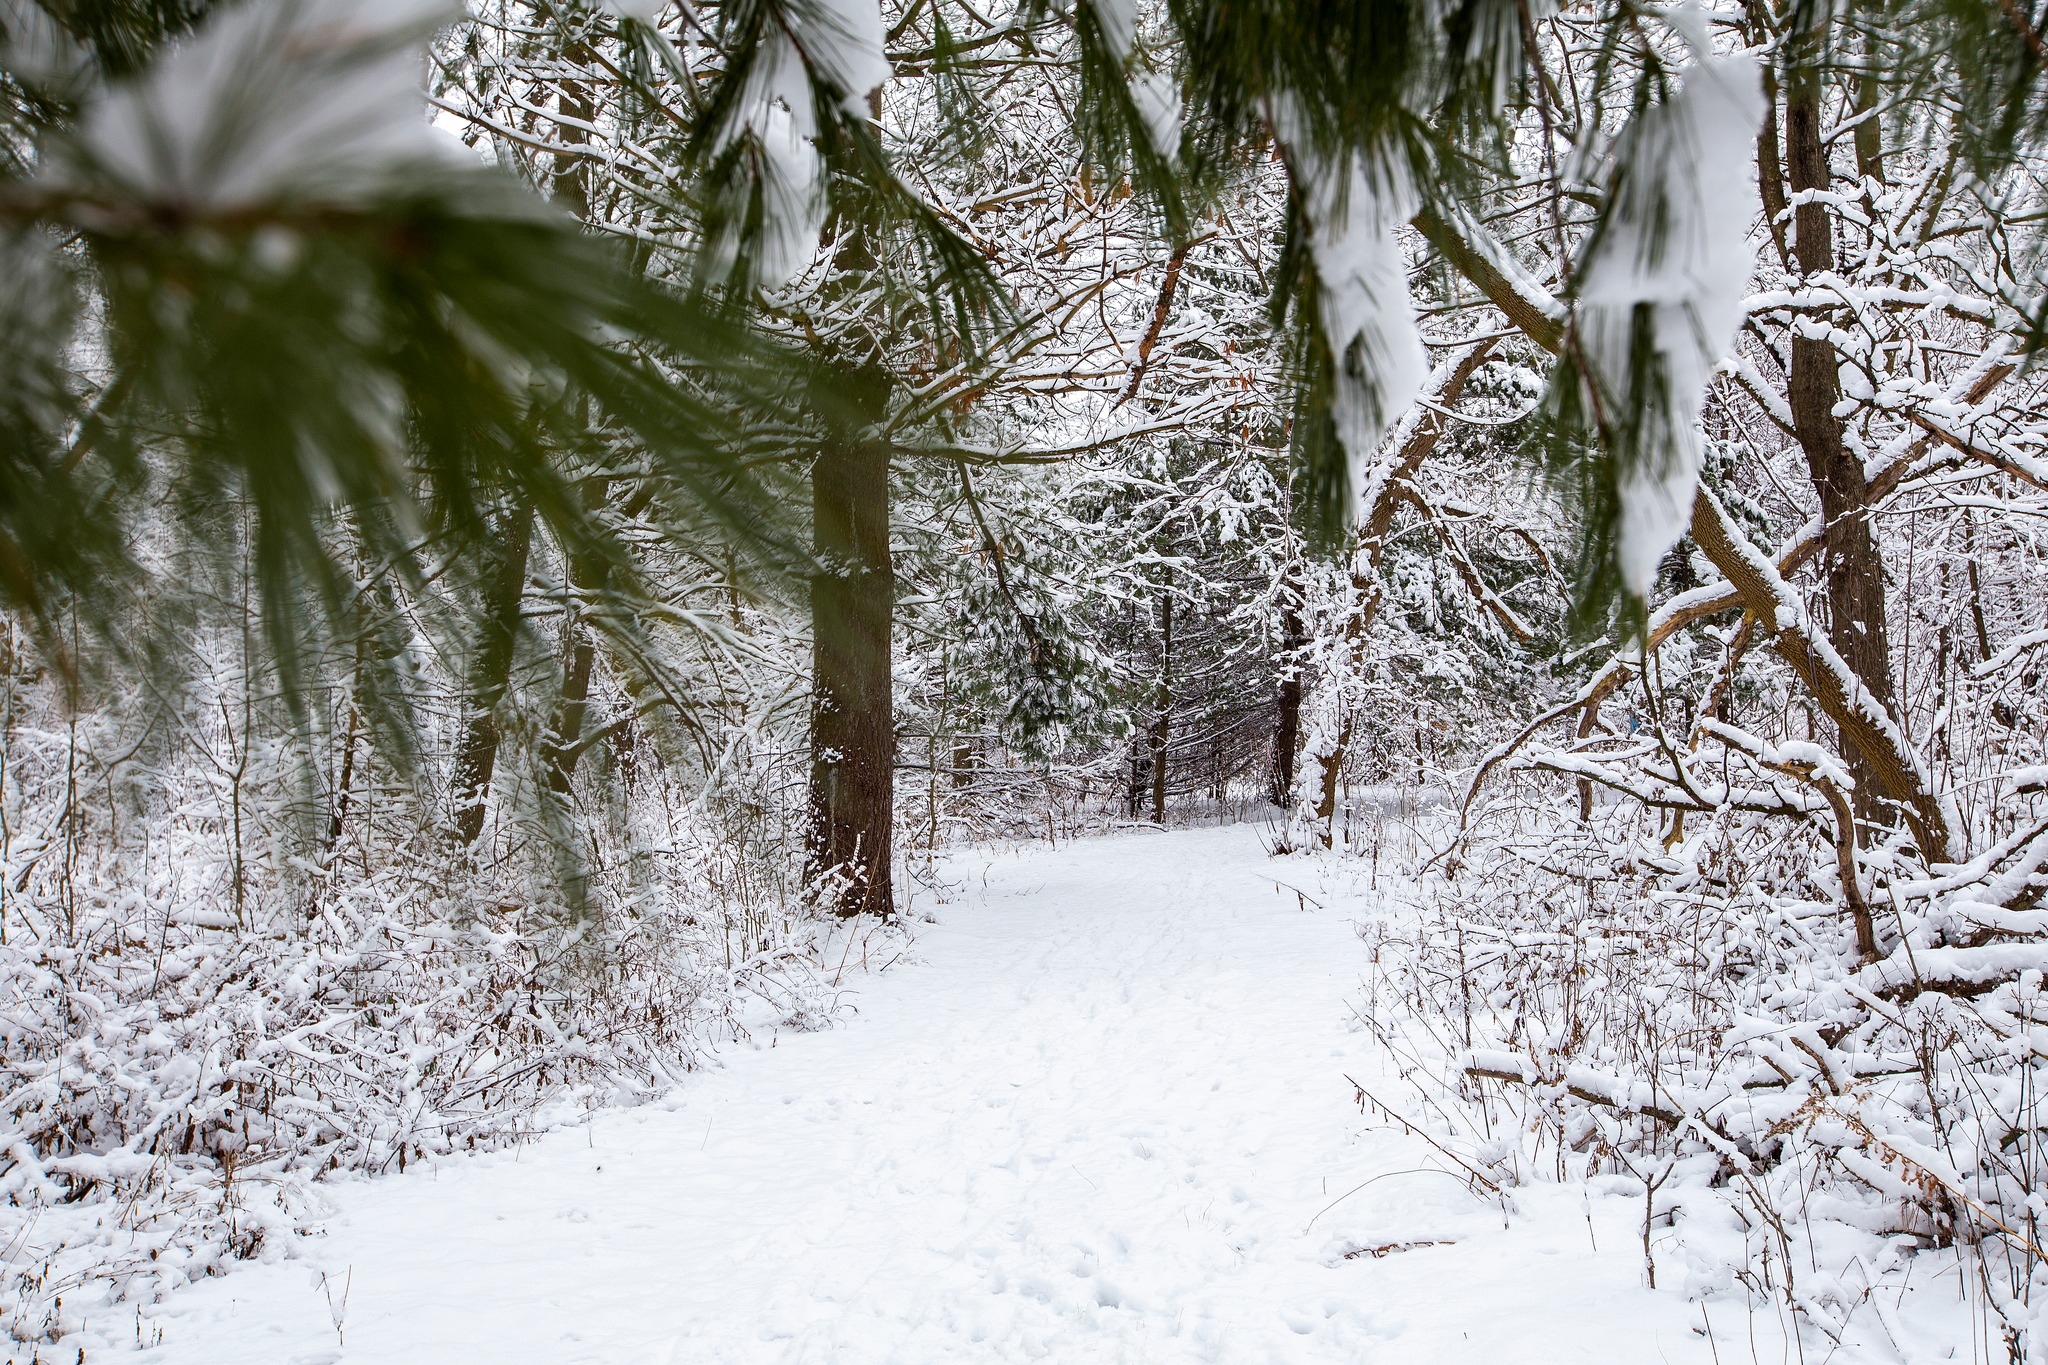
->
[1689,491,1951,858]
[1852,47,1885,187]
[1784,69,1901,830]
[552,48,592,222]
[545,625,599,795]
[1315,714,1352,834]
[1270,592,1304,807]
[452,504,534,846]
[329,620,364,850]
[1755,68,1792,271]
[1149,593,1172,823]
[544,476,611,796]
[806,366,895,918]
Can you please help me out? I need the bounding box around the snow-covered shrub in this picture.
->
[0,648,834,1348]
[1365,785,2048,1358]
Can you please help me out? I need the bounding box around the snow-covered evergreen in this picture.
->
[3,0,2047,1358]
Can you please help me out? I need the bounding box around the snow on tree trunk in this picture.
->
[1780,61,1901,827]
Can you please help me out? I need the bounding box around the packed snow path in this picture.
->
[121,827,1718,1363]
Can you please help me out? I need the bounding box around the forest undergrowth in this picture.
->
[1344,782,2048,1361]
[0,657,852,1348]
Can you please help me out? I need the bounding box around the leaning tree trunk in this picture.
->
[806,366,895,918]
[451,504,535,846]
[1783,65,1900,830]
[1304,338,1497,835]
[1417,147,1952,855]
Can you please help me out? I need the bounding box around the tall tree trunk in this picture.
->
[1784,67,1900,829]
[552,47,592,222]
[540,59,598,799]
[452,504,535,846]
[1315,715,1351,830]
[544,616,600,795]
[1148,593,1171,823]
[544,477,611,795]
[1270,590,1304,807]
[328,598,368,851]
[806,365,895,917]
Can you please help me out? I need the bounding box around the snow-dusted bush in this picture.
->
[1362,786,2048,1358]
[0,649,835,1348]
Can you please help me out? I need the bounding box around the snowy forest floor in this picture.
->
[66,824,1950,1363]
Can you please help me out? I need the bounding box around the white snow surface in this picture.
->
[92,827,1724,1364]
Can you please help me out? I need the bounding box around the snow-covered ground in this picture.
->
[90,826,1735,1363]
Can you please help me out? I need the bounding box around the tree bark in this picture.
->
[544,622,599,795]
[1784,69,1901,830]
[451,504,534,846]
[1315,713,1351,832]
[1149,593,1172,823]
[539,59,600,799]
[1269,590,1304,806]
[552,47,592,222]
[328,615,365,850]
[806,366,895,918]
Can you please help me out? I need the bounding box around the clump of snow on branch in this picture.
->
[52,0,467,210]
[709,0,889,288]
[1292,135,1428,518]
[1083,0,1178,162]
[1088,0,1138,61]
[786,0,889,115]
[602,0,672,20]
[1574,39,1762,594]
[712,30,829,288]
[1130,69,1180,159]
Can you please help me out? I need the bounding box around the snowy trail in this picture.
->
[113,827,1717,1364]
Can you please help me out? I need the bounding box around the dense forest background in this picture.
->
[4,0,2048,1354]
